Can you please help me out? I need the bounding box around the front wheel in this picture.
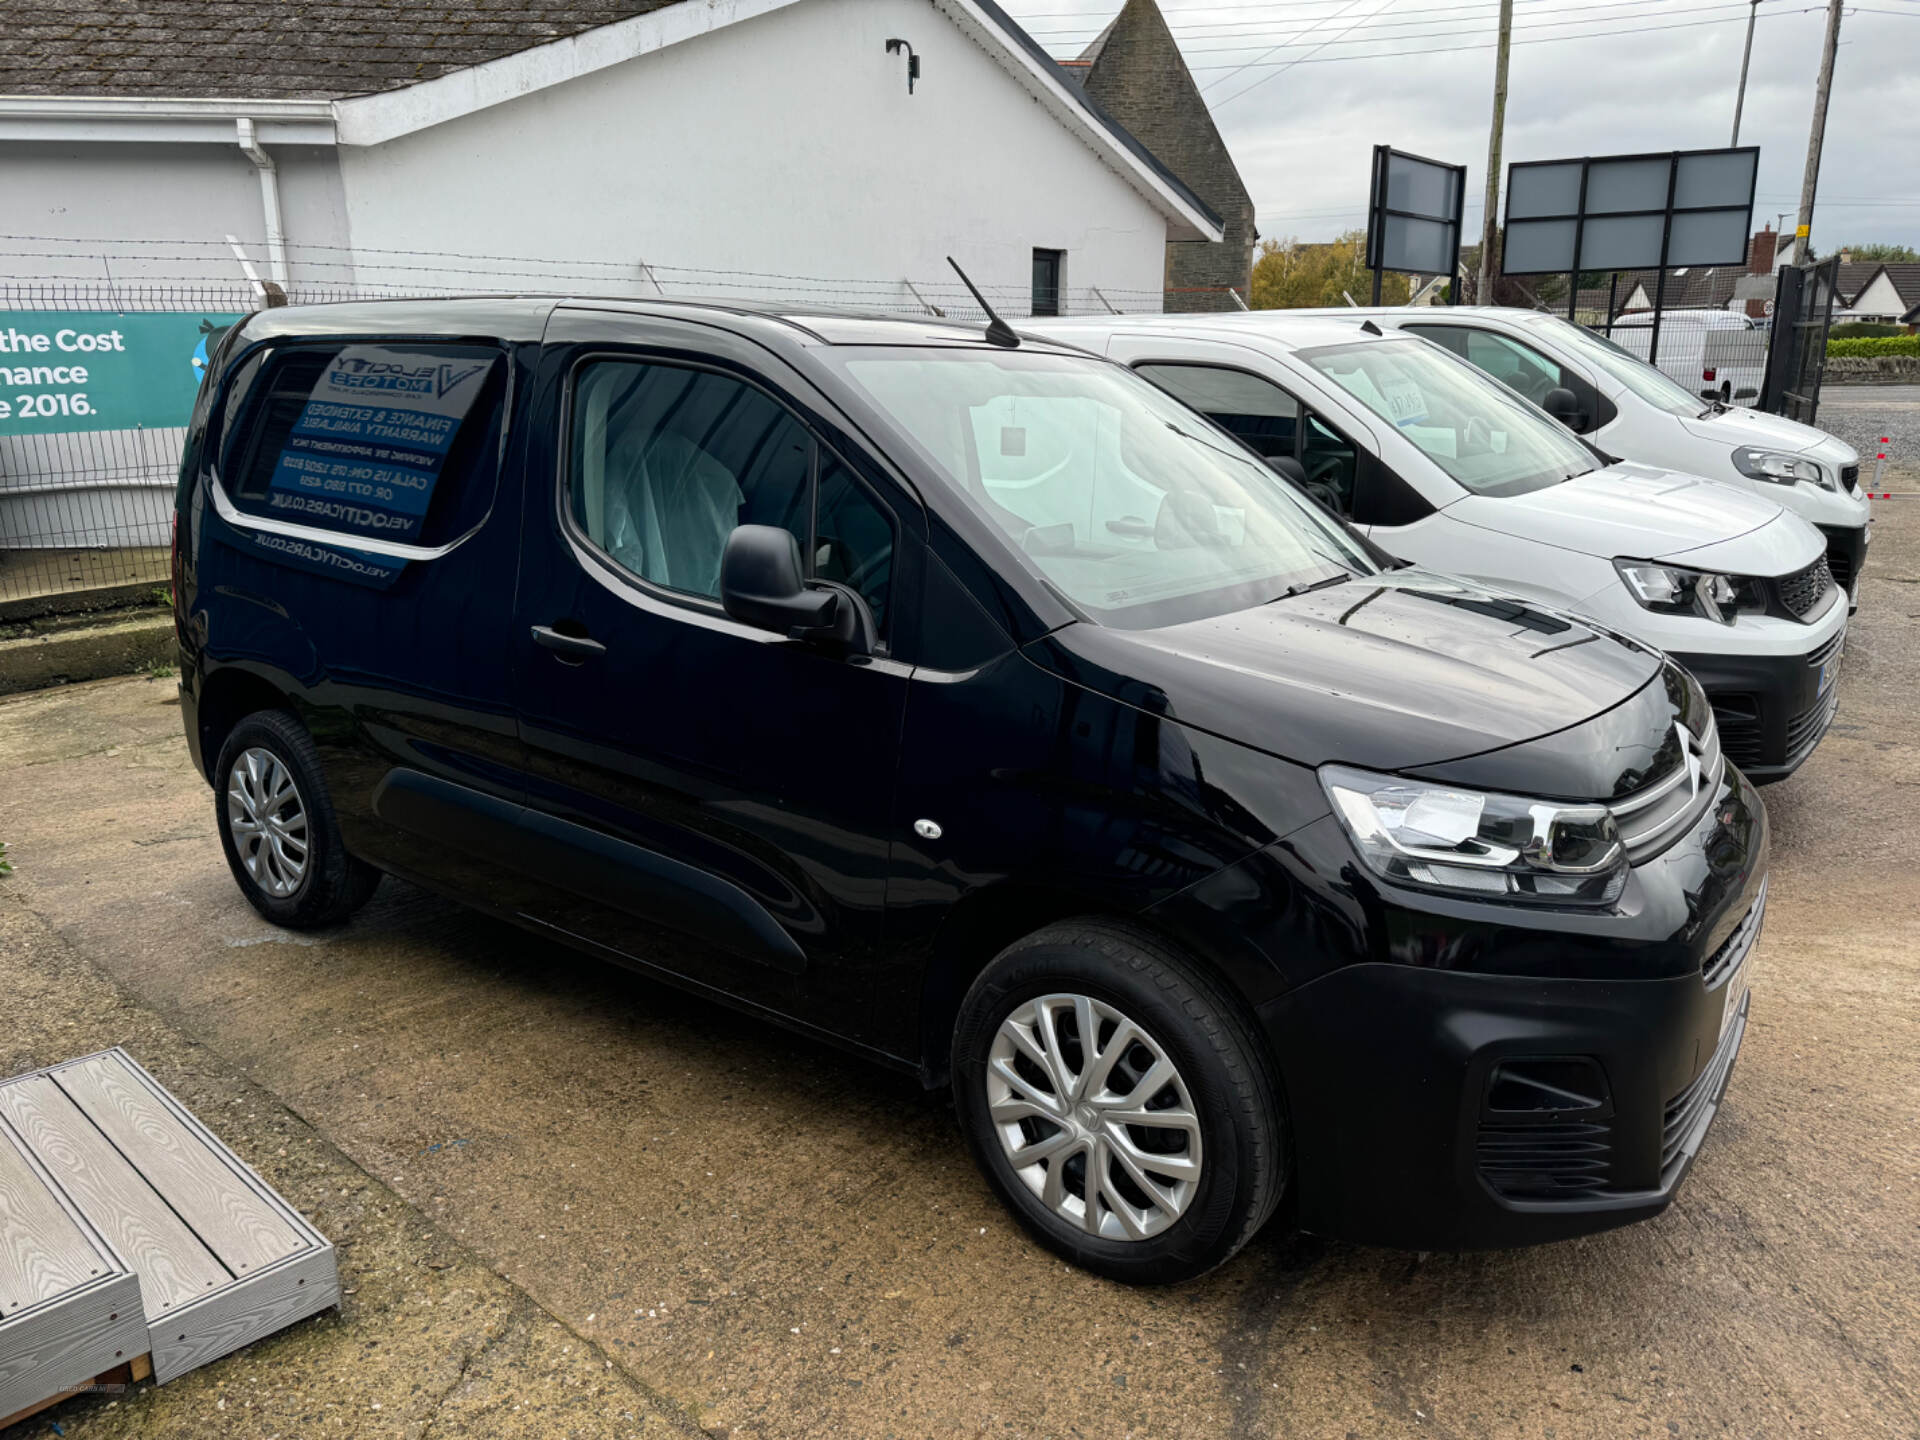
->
[951,922,1286,1284]
[214,710,380,928]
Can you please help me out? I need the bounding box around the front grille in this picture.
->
[1703,881,1766,988]
[1611,714,1724,865]
[1784,683,1840,762]
[1477,1121,1613,1199]
[1774,556,1836,620]
[1840,462,1859,493]
[1661,998,1747,1179]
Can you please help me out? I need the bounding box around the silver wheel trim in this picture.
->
[986,992,1204,1242]
[226,747,310,898]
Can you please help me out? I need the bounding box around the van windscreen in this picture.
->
[831,348,1375,631]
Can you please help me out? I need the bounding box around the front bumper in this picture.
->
[1243,764,1767,1252]
[1670,618,1844,782]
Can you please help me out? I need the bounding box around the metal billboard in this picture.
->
[1501,146,1758,276]
[1365,145,1466,303]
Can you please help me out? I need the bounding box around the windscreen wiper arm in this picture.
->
[1272,571,1352,602]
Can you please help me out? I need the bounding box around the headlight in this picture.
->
[1321,765,1627,907]
[1733,447,1834,491]
[1614,558,1760,624]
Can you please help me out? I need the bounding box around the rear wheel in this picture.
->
[214,710,379,928]
[951,921,1286,1284]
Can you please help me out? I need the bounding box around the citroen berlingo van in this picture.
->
[175,298,1767,1283]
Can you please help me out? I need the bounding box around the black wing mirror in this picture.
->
[719,525,870,654]
[1542,387,1585,431]
[1265,454,1308,484]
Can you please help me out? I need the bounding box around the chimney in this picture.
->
[1839,248,1854,264]
[1747,227,1777,275]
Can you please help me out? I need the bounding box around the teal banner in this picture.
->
[0,311,246,436]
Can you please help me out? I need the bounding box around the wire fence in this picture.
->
[0,235,1246,609]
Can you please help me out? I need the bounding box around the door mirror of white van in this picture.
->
[1542,387,1584,431]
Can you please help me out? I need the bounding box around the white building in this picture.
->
[0,0,1223,557]
[0,0,1221,313]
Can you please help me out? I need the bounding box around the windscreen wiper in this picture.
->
[1272,571,1352,602]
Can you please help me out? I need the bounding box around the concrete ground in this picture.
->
[1,482,1917,1440]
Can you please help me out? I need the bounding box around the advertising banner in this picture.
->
[261,345,491,545]
[0,311,245,435]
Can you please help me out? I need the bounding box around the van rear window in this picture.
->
[219,342,507,553]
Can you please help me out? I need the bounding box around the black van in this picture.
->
[175,298,1766,1283]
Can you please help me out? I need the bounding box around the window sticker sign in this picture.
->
[0,312,245,435]
[1376,368,1431,429]
[263,346,491,544]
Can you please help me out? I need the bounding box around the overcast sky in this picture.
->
[1001,0,1920,258]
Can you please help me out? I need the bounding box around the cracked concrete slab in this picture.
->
[0,898,704,1438]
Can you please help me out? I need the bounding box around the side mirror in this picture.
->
[1265,454,1308,485]
[719,525,869,653]
[1542,387,1584,431]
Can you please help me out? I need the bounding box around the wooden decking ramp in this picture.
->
[0,1049,337,1425]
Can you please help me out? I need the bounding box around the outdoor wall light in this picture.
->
[885,38,920,94]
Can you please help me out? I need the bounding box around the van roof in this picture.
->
[231,294,1097,354]
[1030,311,1423,354]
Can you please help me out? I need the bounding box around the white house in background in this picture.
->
[0,0,1221,312]
[0,0,1223,552]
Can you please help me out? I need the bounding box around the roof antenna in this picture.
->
[946,256,1020,348]
[1360,319,1383,335]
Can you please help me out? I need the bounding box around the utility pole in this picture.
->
[1476,0,1514,302]
[1790,0,1844,266]
[1731,0,1761,145]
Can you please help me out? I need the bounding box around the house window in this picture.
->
[1031,249,1065,317]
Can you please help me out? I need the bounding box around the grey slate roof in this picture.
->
[6,0,684,99]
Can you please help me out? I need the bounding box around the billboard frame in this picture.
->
[1501,145,1759,361]
[1365,144,1467,305]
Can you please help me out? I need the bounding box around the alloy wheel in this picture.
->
[226,746,309,898]
[985,992,1204,1241]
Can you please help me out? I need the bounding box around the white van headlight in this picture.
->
[1321,766,1627,906]
[1733,447,1833,491]
[1614,559,1759,624]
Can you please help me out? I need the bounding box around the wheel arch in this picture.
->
[915,882,1278,1091]
[196,665,297,783]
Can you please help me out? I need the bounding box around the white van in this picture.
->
[1025,313,1847,782]
[1608,308,1767,407]
[1212,306,1870,601]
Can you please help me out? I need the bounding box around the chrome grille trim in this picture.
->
[1611,716,1723,865]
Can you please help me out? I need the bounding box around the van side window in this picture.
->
[1134,363,1299,460]
[1134,362,1358,515]
[568,360,894,633]
[220,342,506,548]
[1403,324,1613,433]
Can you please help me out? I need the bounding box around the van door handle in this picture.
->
[530,625,606,661]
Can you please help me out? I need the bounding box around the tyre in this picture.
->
[214,710,380,928]
[951,921,1286,1284]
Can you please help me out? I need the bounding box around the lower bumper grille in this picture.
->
[1785,683,1840,764]
[1477,1121,1613,1200]
[1661,998,1747,1180]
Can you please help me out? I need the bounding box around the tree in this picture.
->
[1250,232,1411,309]
[1842,242,1920,263]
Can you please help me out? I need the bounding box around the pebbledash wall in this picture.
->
[1,0,1214,561]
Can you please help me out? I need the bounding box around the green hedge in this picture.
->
[1830,321,1904,339]
[1827,335,1920,358]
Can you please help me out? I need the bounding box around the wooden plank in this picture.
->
[149,1246,338,1385]
[51,1057,305,1277]
[0,1273,146,1421]
[0,1125,102,1320]
[0,1079,230,1318]
[0,1354,149,1432]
